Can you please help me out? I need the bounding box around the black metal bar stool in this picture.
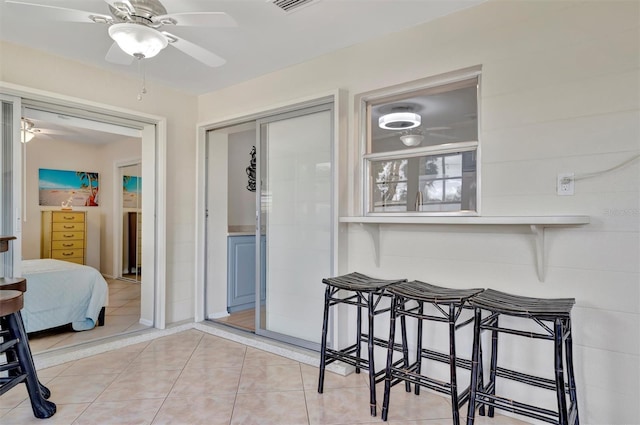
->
[381,280,483,424]
[1,277,53,401]
[318,272,408,417]
[0,289,56,419]
[466,289,579,425]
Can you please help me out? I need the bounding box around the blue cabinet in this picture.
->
[227,235,265,313]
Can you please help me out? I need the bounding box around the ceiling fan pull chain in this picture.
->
[137,58,148,101]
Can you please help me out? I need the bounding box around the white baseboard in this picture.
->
[207,311,230,319]
[139,318,153,327]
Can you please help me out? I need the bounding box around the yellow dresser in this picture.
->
[41,211,86,265]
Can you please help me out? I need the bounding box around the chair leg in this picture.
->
[318,286,331,394]
[466,307,482,425]
[554,319,569,425]
[6,313,56,419]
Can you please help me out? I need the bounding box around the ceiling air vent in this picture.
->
[271,0,319,13]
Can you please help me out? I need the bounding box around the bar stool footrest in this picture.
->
[0,374,27,396]
[475,392,568,424]
[495,366,571,393]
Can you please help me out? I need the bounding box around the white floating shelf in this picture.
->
[339,215,590,282]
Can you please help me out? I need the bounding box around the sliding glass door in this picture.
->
[256,104,333,349]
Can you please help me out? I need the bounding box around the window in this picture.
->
[361,69,480,215]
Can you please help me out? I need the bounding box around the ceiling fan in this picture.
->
[5,0,237,67]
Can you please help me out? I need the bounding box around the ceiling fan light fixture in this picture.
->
[399,134,424,147]
[108,23,168,59]
[378,112,421,130]
[21,118,36,143]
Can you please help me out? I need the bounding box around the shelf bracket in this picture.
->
[360,223,380,267]
[530,225,546,282]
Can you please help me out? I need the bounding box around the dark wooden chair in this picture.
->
[381,280,483,424]
[318,272,409,417]
[466,288,579,425]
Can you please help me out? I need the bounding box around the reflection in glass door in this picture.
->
[121,164,142,282]
[256,104,333,349]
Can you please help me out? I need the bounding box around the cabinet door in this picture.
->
[227,236,257,312]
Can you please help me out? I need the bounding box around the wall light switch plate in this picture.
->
[557,172,575,196]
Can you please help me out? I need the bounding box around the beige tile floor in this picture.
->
[28,278,148,353]
[0,329,531,425]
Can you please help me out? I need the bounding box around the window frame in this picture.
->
[356,66,482,217]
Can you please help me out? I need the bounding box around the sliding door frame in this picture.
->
[196,90,348,352]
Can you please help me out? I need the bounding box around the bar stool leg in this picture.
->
[414,301,423,396]
[399,308,411,393]
[355,293,363,374]
[486,314,499,418]
[1,315,51,399]
[466,306,482,425]
[448,303,460,425]
[554,319,569,424]
[6,312,56,419]
[565,319,579,424]
[367,292,377,416]
[381,295,398,421]
[318,286,331,394]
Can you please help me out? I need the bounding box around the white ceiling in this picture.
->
[0,0,484,96]
[3,0,485,143]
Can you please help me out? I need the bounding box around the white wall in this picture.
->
[1,40,198,324]
[199,1,639,423]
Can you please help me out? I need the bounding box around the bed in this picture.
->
[19,259,109,333]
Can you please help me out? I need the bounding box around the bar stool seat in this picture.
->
[466,289,579,425]
[382,280,483,424]
[0,289,56,419]
[0,277,27,292]
[318,272,408,417]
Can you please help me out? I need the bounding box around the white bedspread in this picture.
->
[19,259,109,333]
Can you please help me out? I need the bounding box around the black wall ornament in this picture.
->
[246,146,256,192]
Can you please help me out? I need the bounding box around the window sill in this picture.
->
[339,215,590,282]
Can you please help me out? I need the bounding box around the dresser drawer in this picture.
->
[52,212,85,223]
[52,231,85,241]
[52,222,84,232]
[52,249,84,260]
[52,240,84,250]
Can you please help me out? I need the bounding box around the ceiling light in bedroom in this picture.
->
[21,118,36,143]
[108,23,168,59]
[399,133,424,147]
[378,111,421,130]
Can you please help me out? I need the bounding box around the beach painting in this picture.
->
[39,168,99,207]
[123,175,142,208]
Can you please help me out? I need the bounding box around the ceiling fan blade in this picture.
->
[102,0,135,14]
[154,12,237,27]
[5,1,111,23]
[105,42,134,65]
[163,32,226,67]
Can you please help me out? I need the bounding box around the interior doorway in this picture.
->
[0,86,166,352]
[204,101,334,351]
